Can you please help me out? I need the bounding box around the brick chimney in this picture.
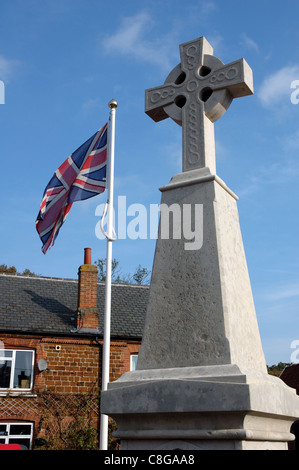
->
[77,248,99,330]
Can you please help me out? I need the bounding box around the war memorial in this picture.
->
[101,36,299,451]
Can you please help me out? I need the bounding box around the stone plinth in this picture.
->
[102,365,299,450]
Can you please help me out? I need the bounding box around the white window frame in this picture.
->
[0,349,35,391]
[130,354,138,371]
[0,422,33,449]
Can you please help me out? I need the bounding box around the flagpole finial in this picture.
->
[108,99,118,109]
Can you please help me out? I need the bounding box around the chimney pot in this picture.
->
[84,247,92,265]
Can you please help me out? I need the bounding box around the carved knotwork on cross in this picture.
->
[145,36,254,173]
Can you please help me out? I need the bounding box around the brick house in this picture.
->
[0,249,148,449]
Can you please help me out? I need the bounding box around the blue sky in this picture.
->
[0,0,298,366]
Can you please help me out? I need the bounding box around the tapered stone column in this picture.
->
[136,168,266,373]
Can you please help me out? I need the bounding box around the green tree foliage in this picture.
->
[0,264,17,274]
[95,258,151,285]
[132,264,151,285]
[35,390,99,450]
[0,264,36,276]
[267,362,292,377]
[95,258,123,283]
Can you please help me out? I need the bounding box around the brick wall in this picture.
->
[41,338,100,393]
[0,332,141,447]
[110,341,140,380]
[0,334,100,393]
[77,262,99,330]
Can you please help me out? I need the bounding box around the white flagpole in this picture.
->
[100,99,118,450]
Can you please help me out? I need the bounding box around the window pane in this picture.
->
[10,424,32,436]
[0,425,7,435]
[130,355,138,371]
[0,351,12,358]
[13,351,33,388]
[0,439,6,444]
[0,360,12,388]
[9,438,31,449]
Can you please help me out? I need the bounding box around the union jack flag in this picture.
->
[36,123,108,254]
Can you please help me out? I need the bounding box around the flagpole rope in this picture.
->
[100,202,117,241]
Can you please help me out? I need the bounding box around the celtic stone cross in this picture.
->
[145,36,254,173]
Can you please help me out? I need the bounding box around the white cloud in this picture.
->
[82,97,99,112]
[236,175,261,198]
[284,130,299,150]
[101,12,178,71]
[258,65,299,107]
[103,12,152,53]
[0,55,19,82]
[206,33,224,56]
[264,282,299,302]
[236,157,299,197]
[241,33,259,53]
[199,0,217,15]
